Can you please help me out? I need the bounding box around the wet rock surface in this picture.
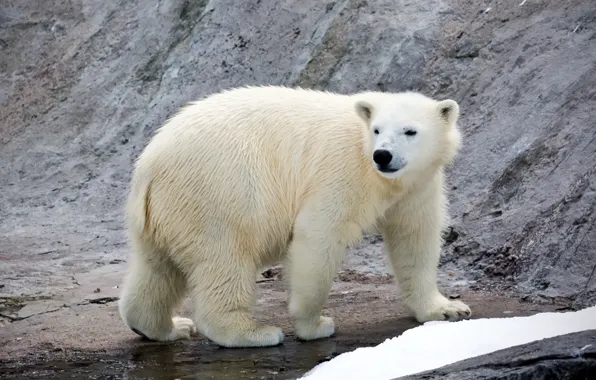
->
[1,0,595,377]
[397,330,596,380]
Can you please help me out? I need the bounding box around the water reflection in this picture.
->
[124,336,340,380]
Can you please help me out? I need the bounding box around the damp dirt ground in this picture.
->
[0,273,568,380]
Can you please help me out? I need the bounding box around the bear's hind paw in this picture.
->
[250,325,285,347]
[166,317,197,341]
[211,325,285,348]
[295,316,335,341]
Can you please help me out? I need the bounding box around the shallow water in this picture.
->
[2,320,408,380]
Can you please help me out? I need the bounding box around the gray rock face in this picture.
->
[1,0,595,309]
[427,0,596,308]
[395,330,596,380]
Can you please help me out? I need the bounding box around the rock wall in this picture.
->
[1,0,594,306]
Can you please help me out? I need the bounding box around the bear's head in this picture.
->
[355,91,462,180]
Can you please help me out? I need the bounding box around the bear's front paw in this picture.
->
[166,317,197,341]
[414,297,471,323]
[295,316,335,341]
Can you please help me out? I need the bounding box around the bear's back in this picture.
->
[131,86,370,262]
[144,86,367,197]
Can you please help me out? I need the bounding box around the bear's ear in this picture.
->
[437,99,459,125]
[355,101,373,123]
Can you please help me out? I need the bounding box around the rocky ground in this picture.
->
[0,275,567,379]
[1,0,595,378]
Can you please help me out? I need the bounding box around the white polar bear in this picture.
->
[118,85,471,348]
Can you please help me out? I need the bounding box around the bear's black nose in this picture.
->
[373,149,393,166]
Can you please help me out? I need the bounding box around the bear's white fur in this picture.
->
[118,86,471,348]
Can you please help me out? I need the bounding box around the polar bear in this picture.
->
[118,85,471,348]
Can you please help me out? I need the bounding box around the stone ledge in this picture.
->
[396,330,596,380]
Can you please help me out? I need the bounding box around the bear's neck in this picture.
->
[367,161,444,203]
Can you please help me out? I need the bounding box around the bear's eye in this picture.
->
[373,128,380,135]
[405,129,417,136]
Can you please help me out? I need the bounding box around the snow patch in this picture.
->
[300,306,596,380]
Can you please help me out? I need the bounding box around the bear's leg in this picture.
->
[381,192,472,323]
[286,212,344,341]
[118,239,196,341]
[186,246,284,348]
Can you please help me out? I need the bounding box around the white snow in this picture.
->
[300,306,596,380]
